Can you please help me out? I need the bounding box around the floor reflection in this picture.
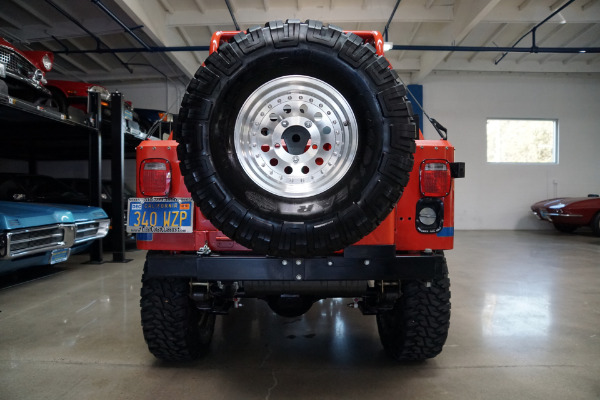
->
[482,293,551,337]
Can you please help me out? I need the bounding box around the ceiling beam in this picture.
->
[539,24,597,63]
[64,38,113,72]
[581,0,598,10]
[176,27,203,65]
[166,3,453,27]
[11,0,53,28]
[550,0,571,12]
[396,22,422,62]
[158,0,175,14]
[468,23,508,62]
[515,24,566,63]
[193,0,205,13]
[432,58,600,74]
[113,0,202,78]
[518,0,534,11]
[413,0,502,82]
[586,54,600,65]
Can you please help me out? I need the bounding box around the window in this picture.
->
[486,119,557,163]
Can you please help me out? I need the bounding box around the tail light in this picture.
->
[140,158,171,196]
[420,160,451,197]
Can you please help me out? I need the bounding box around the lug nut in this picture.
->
[305,121,312,128]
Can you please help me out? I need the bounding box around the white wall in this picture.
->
[421,72,600,230]
[104,80,187,114]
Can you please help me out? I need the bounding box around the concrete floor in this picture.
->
[0,230,598,400]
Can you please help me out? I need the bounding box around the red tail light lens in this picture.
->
[140,158,171,196]
[420,160,451,197]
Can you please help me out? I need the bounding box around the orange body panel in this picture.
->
[135,139,456,253]
[355,211,395,246]
[395,140,455,251]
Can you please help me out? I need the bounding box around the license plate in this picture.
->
[50,248,70,264]
[127,198,194,233]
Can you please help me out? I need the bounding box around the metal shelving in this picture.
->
[0,91,129,263]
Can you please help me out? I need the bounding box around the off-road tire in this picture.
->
[376,255,450,361]
[140,261,215,361]
[176,19,415,257]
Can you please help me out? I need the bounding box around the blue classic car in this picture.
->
[0,201,109,273]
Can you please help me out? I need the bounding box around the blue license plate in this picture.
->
[127,198,194,233]
[50,248,70,264]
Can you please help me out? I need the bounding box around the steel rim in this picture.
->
[234,75,358,198]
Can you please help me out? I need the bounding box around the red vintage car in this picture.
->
[45,79,111,122]
[45,79,110,117]
[531,195,600,235]
[0,37,53,103]
[45,79,148,141]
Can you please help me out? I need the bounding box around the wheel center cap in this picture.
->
[281,125,311,155]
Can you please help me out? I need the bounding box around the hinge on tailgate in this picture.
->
[197,242,211,255]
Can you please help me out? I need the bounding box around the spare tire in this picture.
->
[176,19,416,257]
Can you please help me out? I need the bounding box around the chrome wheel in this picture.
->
[234,75,358,198]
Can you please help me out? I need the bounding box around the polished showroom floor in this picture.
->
[1,230,599,400]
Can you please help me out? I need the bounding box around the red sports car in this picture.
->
[531,195,600,235]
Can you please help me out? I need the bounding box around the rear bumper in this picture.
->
[146,246,445,281]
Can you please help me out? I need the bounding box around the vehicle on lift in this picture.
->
[0,37,53,104]
[0,201,109,274]
[130,20,465,362]
[45,79,147,141]
[43,79,111,123]
[531,194,600,235]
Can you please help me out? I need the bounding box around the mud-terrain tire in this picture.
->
[176,19,416,257]
[376,254,450,361]
[140,261,215,361]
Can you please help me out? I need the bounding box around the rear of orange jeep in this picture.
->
[128,20,464,362]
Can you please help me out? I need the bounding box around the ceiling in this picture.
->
[1,0,599,86]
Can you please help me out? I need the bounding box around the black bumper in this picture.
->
[146,246,445,281]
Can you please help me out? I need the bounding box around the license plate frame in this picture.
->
[127,198,194,233]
